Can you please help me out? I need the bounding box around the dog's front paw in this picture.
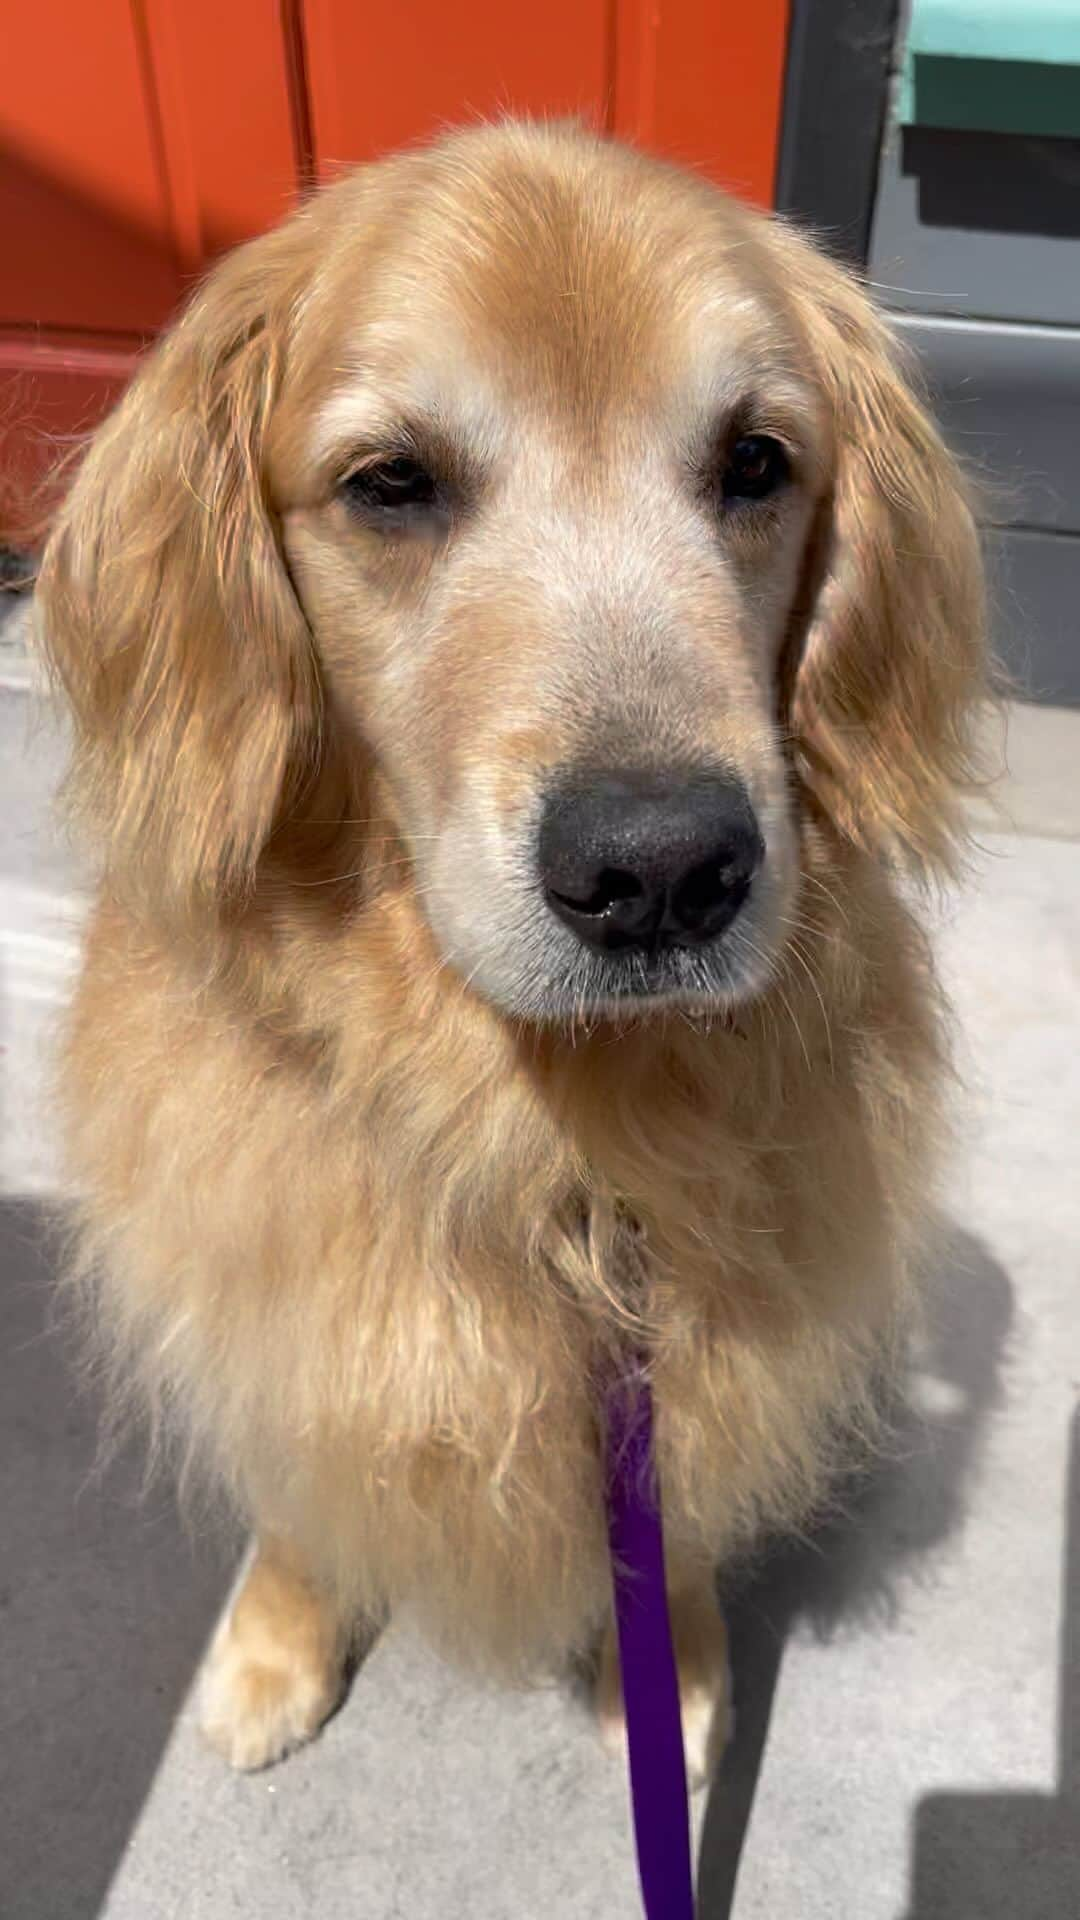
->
[679,1667,734,1790]
[597,1666,732,1792]
[199,1617,342,1771]
[595,1589,733,1792]
[197,1543,347,1772]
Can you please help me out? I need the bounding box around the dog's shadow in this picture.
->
[696,1223,1015,1918]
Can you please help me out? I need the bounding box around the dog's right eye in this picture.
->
[340,455,440,518]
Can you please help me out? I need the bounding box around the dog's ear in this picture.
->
[780,235,987,875]
[39,225,321,922]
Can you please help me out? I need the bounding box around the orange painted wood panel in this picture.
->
[141,0,304,271]
[613,0,789,204]
[302,0,613,172]
[303,1,789,202]
[0,1,181,332]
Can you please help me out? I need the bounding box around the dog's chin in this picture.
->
[554,948,766,1028]
[466,934,775,1030]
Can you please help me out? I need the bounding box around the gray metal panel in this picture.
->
[890,313,1080,534]
[775,0,900,265]
[866,6,1080,703]
[869,120,1080,326]
[984,526,1080,706]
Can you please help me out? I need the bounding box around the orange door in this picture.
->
[1,1,182,335]
[138,0,307,272]
[0,0,301,536]
[304,0,788,205]
[303,0,613,174]
[613,0,789,204]
[1,1,790,539]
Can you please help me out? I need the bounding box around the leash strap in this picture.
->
[606,1368,695,1919]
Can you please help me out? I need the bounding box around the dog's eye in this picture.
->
[340,455,439,516]
[720,434,789,505]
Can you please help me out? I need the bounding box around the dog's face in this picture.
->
[278,144,827,1019]
[41,124,985,1025]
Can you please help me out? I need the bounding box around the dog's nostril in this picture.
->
[673,859,726,918]
[551,868,645,918]
[672,857,751,931]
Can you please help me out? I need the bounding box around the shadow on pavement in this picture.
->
[696,1224,1016,1917]
[0,1196,236,1920]
[897,1401,1080,1920]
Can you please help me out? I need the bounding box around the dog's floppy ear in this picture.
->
[39,225,321,922]
[780,234,987,875]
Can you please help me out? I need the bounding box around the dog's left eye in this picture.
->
[340,455,440,517]
[720,434,790,504]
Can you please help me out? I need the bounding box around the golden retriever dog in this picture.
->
[38,120,985,1781]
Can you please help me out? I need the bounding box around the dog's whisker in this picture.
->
[777,921,836,1074]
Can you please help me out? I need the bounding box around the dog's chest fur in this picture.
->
[61,876,936,1670]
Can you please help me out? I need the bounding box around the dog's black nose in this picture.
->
[538,770,763,953]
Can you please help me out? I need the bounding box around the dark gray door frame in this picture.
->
[775,0,901,265]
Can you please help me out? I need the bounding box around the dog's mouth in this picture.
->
[538,929,768,1025]
[423,769,785,1024]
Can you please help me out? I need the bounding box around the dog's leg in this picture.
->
[595,1580,732,1790]
[199,1535,351,1772]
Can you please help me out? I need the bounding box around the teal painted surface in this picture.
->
[908,0,1080,65]
[900,0,1080,134]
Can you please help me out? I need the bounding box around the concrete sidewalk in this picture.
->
[2,664,1078,1919]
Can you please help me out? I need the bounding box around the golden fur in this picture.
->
[38,123,985,1760]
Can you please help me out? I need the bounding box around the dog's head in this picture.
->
[40,123,984,1023]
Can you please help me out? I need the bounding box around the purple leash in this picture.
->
[606,1367,695,1919]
